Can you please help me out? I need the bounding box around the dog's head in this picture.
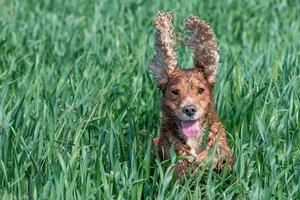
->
[149,12,219,137]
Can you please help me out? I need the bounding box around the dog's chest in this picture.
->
[185,125,206,157]
[186,137,202,157]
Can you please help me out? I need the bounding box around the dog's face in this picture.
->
[162,68,212,123]
[160,68,213,137]
[149,12,219,137]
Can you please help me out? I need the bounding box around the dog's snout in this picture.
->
[182,105,197,117]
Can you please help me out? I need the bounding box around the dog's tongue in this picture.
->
[180,120,199,138]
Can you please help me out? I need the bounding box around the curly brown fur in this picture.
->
[149,11,178,87]
[150,11,233,177]
[183,16,220,84]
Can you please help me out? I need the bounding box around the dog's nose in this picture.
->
[182,105,197,117]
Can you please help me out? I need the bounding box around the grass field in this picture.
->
[0,0,300,199]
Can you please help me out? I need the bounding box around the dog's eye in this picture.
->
[198,88,205,94]
[171,89,179,96]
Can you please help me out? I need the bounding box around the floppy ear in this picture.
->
[182,16,220,85]
[149,11,178,88]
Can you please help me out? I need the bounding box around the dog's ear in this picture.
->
[149,11,178,88]
[182,16,219,85]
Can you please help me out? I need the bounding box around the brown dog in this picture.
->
[149,11,233,175]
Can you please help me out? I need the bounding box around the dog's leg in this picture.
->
[197,124,233,170]
[153,136,160,146]
[196,145,233,170]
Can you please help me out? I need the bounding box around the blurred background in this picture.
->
[0,0,299,199]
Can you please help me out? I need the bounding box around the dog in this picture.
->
[149,11,233,176]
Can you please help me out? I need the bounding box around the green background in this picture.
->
[0,0,299,199]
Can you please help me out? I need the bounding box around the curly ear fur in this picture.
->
[182,16,220,85]
[149,12,219,86]
[149,11,178,87]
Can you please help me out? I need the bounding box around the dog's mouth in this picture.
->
[180,120,199,138]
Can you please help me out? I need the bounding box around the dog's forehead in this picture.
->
[168,68,206,86]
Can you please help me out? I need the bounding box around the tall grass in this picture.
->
[0,0,299,199]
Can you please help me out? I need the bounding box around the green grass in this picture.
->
[0,0,300,199]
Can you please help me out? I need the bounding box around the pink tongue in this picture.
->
[180,120,200,138]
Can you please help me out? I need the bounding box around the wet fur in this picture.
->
[150,11,233,176]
